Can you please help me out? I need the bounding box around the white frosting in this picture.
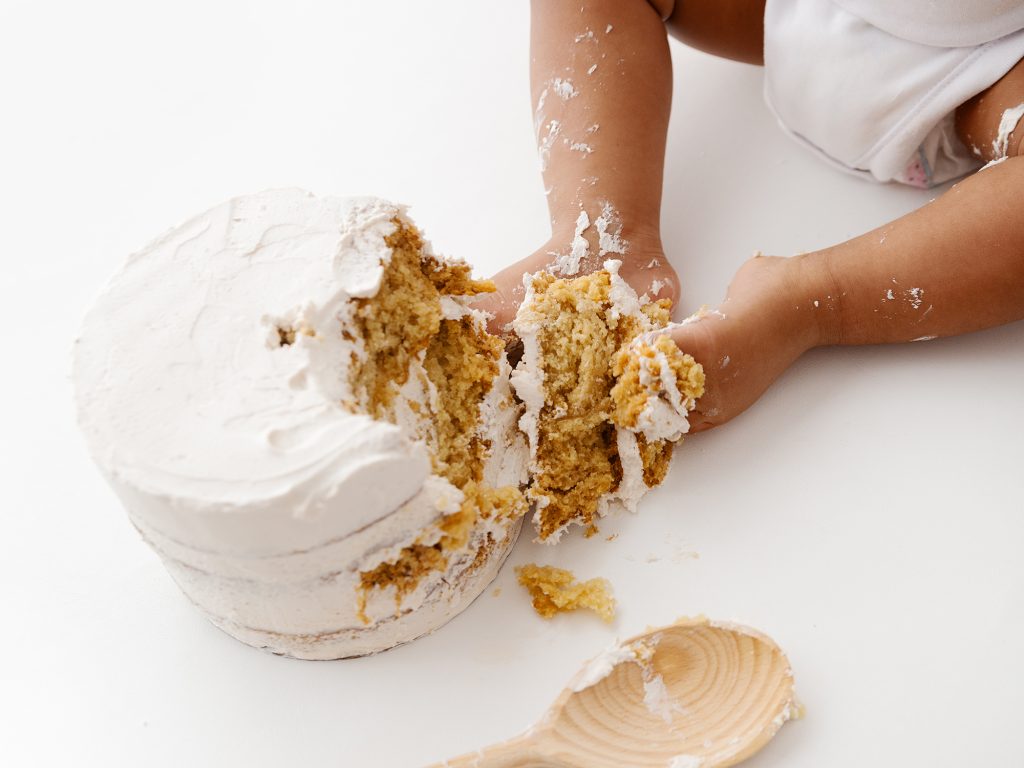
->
[509,273,547,457]
[533,87,549,137]
[772,699,800,730]
[479,350,531,491]
[629,344,698,443]
[551,77,578,100]
[569,640,642,692]
[553,209,591,276]
[552,203,628,277]
[594,202,627,258]
[993,102,1024,159]
[981,155,1009,171]
[74,189,526,659]
[538,119,561,173]
[606,257,642,321]
[642,672,686,724]
[614,429,648,514]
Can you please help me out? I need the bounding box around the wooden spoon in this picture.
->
[430,617,797,768]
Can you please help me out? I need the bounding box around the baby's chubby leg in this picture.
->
[957,61,1024,161]
[673,59,1024,432]
[662,0,765,65]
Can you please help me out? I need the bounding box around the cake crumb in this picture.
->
[516,564,616,622]
[492,587,502,598]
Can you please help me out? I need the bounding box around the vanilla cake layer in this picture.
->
[511,261,704,542]
[75,189,528,659]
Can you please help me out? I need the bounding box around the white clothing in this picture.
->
[764,0,1024,187]
[834,0,1024,47]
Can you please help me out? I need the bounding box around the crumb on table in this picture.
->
[515,564,616,622]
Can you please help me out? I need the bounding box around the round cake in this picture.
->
[74,189,528,659]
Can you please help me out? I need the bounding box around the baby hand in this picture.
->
[474,238,680,336]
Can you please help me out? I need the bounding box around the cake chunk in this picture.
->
[515,564,616,622]
[511,260,704,542]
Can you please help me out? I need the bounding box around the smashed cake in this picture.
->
[511,260,705,542]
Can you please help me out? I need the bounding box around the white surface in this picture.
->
[2,2,1022,766]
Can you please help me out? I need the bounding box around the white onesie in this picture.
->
[764,0,1024,187]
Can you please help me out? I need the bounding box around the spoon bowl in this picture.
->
[432,617,797,768]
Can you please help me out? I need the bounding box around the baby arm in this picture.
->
[672,61,1024,431]
[479,0,678,332]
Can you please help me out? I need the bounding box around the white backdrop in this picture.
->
[2,2,1022,766]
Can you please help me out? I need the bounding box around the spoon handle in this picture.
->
[427,734,569,768]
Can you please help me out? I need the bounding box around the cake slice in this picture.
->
[511,260,704,542]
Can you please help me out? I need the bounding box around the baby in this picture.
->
[479,0,1024,432]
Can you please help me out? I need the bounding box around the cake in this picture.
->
[74,189,528,659]
[511,261,705,542]
[515,564,616,622]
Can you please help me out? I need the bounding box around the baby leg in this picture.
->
[957,59,1024,162]
[662,0,766,66]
